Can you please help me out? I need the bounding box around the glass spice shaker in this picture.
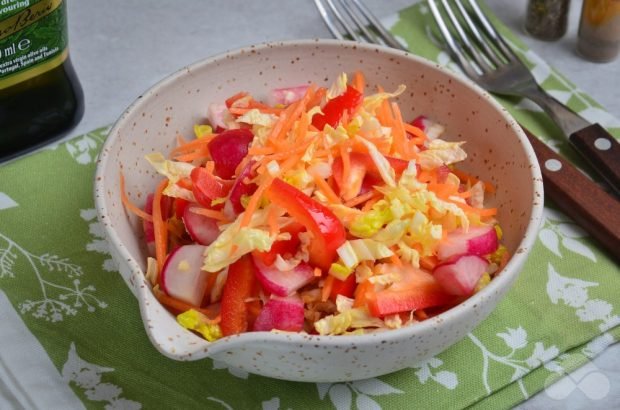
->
[577,0,620,62]
[525,0,571,41]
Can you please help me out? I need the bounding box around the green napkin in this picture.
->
[1,3,618,409]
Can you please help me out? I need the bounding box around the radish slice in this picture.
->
[253,295,305,332]
[437,226,498,260]
[182,206,220,246]
[223,160,257,218]
[207,103,229,130]
[270,85,309,105]
[433,254,489,296]
[252,255,314,297]
[160,245,208,306]
[208,128,254,179]
[410,115,445,140]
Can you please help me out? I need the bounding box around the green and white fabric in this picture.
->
[1,3,618,409]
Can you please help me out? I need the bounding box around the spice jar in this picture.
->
[577,0,620,62]
[525,0,571,41]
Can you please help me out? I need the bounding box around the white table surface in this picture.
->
[26,0,620,408]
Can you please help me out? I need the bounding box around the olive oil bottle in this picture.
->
[0,0,83,161]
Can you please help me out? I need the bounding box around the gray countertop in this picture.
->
[62,1,619,408]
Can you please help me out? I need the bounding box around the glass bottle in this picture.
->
[0,0,84,161]
[525,0,571,41]
[577,0,620,62]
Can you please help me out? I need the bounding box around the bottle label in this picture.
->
[0,0,67,90]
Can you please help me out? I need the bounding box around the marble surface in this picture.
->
[59,0,620,408]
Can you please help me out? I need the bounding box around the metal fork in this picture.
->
[314,0,620,258]
[427,0,620,196]
[314,0,407,50]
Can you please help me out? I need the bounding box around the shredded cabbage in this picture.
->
[314,307,384,335]
[327,72,348,99]
[177,309,222,342]
[145,153,194,183]
[336,239,394,269]
[362,84,406,113]
[417,139,467,170]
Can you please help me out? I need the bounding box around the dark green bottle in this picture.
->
[0,0,83,161]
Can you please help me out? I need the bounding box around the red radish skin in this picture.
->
[160,245,209,306]
[207,128,254,179]
[433,254,489,296]
[182,206,220,246]
[409,115,445,140]
[253,296,305,332]
[437,226,498,260]
[252,255,314,297]
[271,85,309,105]
[223,160,257,218]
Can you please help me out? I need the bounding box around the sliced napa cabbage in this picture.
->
[145,152,195,183]
[417,139,467,170]
[314,306,384,335]
[355,136,395,187]
[348,200,392,238]
[202,209,280,272]
[326,72,348,99]
[177,309,222,342]
[236,108,278,127]
[362,84,406,113]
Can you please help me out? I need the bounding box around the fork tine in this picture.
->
[467,0,519,62]
[349,0,408,50]
[440,0,494,73]
[427,0,480,77]
[314,0,362,41]
[314,0,346,40]
[337,0,377,43]
[453,0,505,67]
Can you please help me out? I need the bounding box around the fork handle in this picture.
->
[522,127,620,262]
[569,124,620,197]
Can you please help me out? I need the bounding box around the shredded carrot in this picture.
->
[239,175,275,228]
[248,146,275,156]
[403,123,428,141]
[307,86,326,109]
[229,106,283,116]
[189,207,229,222]
[154,287,220,322]
[225,91,249,107]
[314,267,323,277]
[321,275,335,302]
[390,102,408,158]
[361,195,381,212]
[170,133,216,157]
[353,279,373,308]
[420,255,439,271]
[414,309,429,321]
[311,170,341,204]
[389,253,403,266]
[344,190,379,208]
[351,70,366,94]
[174,148,210,163]
[294,112,309,143]
[267,205,279,236]
[119,173,153,222]
[152,180,169,273]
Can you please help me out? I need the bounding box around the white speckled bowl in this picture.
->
[94,39,543,382]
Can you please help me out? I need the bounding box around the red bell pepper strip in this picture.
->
[312,85,363,131]
[265,178,346,271]
[190,166,233,208]
[220,254,257,336]
[329,273,357,301]
[367,267,453,317]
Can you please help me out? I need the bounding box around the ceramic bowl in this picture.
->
[94,39,544,382]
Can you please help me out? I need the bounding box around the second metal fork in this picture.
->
[427,0,620,195]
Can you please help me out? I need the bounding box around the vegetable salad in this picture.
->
[121,72,508,340]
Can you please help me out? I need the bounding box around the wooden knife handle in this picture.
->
[569,123,620,196]
[522,127,620,262]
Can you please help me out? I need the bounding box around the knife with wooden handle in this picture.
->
[521,126,620,263]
